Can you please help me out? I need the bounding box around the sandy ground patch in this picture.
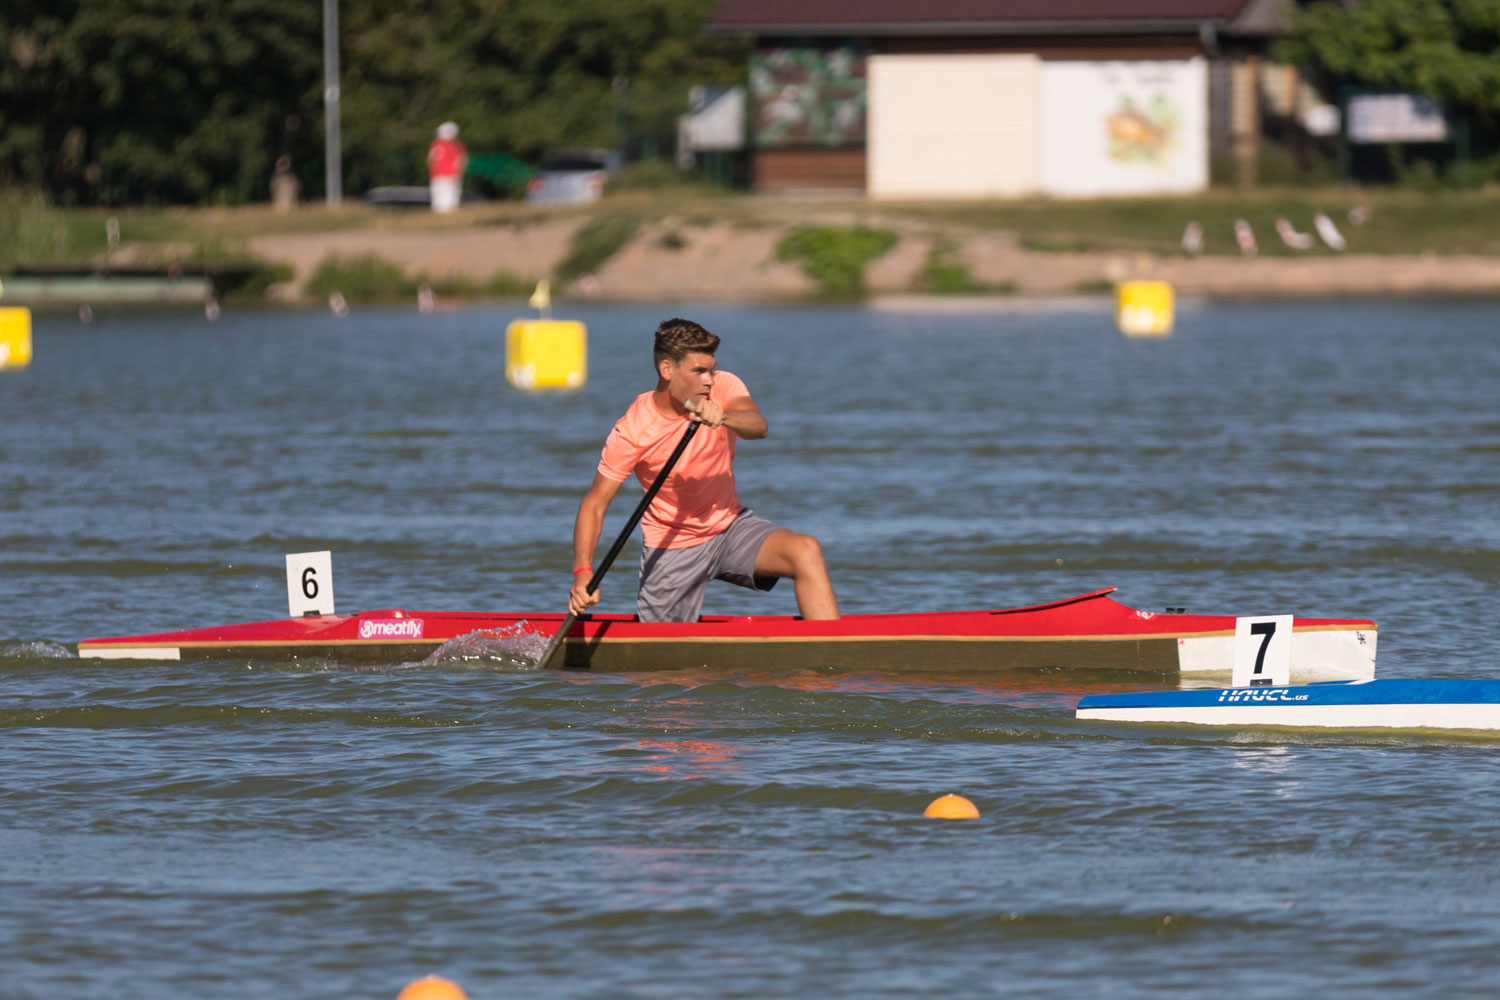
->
[233,216,1500,301]
[247,221,578,295]
[586,222,812,300]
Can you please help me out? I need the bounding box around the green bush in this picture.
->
[1449,153,1500,190]
[611,160,684,191]
[425,274,480,297]
[0,187,64,263]
[1255,140,1339,188]
[304,252,417,302]
[555,213,641,282]
[776,224,897,297]
[396,270,532,299]
[215,261,295,300]
[919,239,982,293]
[484,271,534,296]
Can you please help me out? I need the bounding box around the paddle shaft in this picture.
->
[538,419,701,669]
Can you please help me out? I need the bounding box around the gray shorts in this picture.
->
[638,511,781,622]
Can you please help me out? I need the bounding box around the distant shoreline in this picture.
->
[245,223,1500,302]
[10,189,1500,305]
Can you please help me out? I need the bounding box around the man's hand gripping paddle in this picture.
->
[537,418,701,669]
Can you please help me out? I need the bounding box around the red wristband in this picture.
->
[573,567,591,577]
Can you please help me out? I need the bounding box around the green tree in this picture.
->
[1281,0,1500,120]
[337,0,744,193]
[1,0,323,205]
[0,0,745,206]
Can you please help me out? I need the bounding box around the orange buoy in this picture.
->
[396,975,468,1000]
[923,793,980,819]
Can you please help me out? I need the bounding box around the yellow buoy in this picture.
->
[0,306,33,370]
[506,318,587,390]
[923,793,980,819]
[1115,280,1174,337]
[396,975,468,1000]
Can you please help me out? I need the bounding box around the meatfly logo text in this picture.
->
[358,618,425,640]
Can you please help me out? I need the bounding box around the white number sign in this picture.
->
[286,551,335,618]
[1232,615,1292,688]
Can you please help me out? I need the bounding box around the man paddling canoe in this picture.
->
[569,318,840,623]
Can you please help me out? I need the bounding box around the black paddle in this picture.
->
[538,418,701,669]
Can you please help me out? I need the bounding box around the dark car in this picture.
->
[362,186,485,208]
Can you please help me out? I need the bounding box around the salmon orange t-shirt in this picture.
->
[597,370,751,549]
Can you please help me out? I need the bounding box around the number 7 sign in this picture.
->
[1232,615,1292,687]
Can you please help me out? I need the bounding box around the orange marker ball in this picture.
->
[924,793,980,819]
[397,975,468,1000]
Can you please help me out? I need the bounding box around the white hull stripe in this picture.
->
[1077,703,1500,731]
[1077,679,1500,731]
[78,647,181,660]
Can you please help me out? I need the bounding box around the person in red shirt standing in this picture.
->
[427,122,467,214]
[569,318,840,623]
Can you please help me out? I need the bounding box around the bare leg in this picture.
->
[753,529,840,620]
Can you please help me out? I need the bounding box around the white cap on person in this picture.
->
[437,122,459,139]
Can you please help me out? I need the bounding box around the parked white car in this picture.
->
[525,149,621,204]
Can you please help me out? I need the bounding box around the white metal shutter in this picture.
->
[867,54,1040,199]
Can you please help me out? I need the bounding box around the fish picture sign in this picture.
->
[1039,59,1208,197]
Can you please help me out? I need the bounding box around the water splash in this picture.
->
[420,623,548,669]
[2,641,77,660]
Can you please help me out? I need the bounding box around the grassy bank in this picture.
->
[7,184,1500,305]
[11,185,1500,264]
[879,189,1500,257]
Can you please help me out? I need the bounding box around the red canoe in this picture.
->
[77,587,1378,681]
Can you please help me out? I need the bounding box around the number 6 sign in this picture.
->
[286,551,335,618]
[1232,615,1292,688]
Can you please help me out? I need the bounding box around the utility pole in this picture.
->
[323,0,342,205]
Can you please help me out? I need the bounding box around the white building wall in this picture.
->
[1039,59,1208,196]
[867,54,1040,199]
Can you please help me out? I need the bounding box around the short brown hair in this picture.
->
[653,318,719,366]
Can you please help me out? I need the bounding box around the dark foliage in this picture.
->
[0,0,745,205]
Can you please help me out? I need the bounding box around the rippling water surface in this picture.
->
[3,299,1499,998]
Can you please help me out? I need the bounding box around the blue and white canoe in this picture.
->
[1076,679,1500,731]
